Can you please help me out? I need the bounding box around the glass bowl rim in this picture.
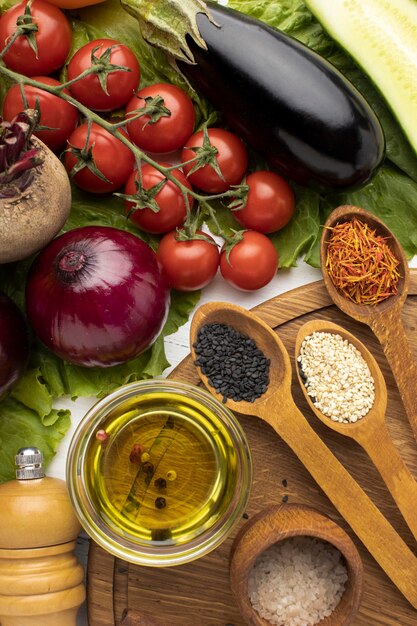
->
[66,378,253,567]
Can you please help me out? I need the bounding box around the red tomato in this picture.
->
[3,77,78,152]
[0,0,72,76]
[233,171,295,233]
[65,123,135,193]
[157,230,219,291]
[220,230,278,291]
[124,164,194,234]
[67,39,140,111]
[181,128,248,193]
[126,83,195,154]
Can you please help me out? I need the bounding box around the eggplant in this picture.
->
[178,2,385,190]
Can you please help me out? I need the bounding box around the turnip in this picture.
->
[0,109,71,264]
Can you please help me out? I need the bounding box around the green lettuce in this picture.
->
[0,186,200,481]
[225,0,417,266]
[0,397,71,482]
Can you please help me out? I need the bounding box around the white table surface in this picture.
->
[47,255,417,625]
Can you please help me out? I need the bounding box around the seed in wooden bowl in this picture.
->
[248,536,348,626]
[297,331,375,423]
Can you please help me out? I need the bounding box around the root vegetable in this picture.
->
[0,111,71,264]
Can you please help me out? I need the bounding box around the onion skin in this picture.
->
[25,226,170,367]
[0,293,29,398]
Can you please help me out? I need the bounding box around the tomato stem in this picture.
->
[0,61,247,235]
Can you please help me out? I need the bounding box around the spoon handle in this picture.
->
[267,397,417,608]
[357,422,417,543]
[370,310,417,445]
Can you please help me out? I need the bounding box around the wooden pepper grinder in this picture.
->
[0,447,86,626]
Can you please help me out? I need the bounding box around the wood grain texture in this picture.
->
[229,503,363,626]
[88,274,417,626]
[295,319,417,544]
[190,302,417,609]
[320,205,417,445]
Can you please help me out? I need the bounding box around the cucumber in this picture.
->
[304,0,417,157]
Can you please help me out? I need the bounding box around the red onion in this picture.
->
[0,293,29,398]
[25,226,170,367]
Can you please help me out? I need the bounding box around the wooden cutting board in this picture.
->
[87,274,417,626]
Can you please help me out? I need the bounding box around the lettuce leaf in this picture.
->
[228,0,417,182]
[225,0,417,267]
[0,80,200,481]
[0,397,71,483]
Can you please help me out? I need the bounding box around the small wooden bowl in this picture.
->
[229,503,364,626]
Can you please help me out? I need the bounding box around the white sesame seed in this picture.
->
[298,331,375,423]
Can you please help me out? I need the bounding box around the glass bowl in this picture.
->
[66,379,253,567]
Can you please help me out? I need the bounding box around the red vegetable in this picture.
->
[3,77,79,152]
[0,293,29,399]
[124,163,194,234]
[25,226,170,367]
[157,230,219,291]
[0,0,72,76]
[232,170,295,233]
[126,83,195,154]
[220,230,278,291]
[181,127,248,193]
[67,38,140,112]
[65,123,135,193]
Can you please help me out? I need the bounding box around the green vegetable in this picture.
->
[120,0,213,63]
[112,0,417,266]
[0,189,199,482]
[226,0,417,265]
[304,0,417,159]
[0,397,71,483]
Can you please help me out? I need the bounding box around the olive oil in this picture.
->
[84,389,240,547]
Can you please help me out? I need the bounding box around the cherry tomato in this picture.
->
[157,230,219,291]
[67,39,140,111]
[181,128,248,193]
[220,230,278,291]
[3,77,78,152]
[65,123,135,194]
[124,164,194,234]
[126,83,195,154]
[0,0,72,76]
[233,171,295,233]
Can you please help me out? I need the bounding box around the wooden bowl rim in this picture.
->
[229,503,364,626]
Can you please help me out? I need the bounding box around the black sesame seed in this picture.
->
[282,494,289,503]
[155,496,166,509]
[282,478,288,488]
[194,322,270,403]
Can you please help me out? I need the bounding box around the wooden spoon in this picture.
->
[320,205,417,445]
[189,301,417,609]
[295,319,417,543]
